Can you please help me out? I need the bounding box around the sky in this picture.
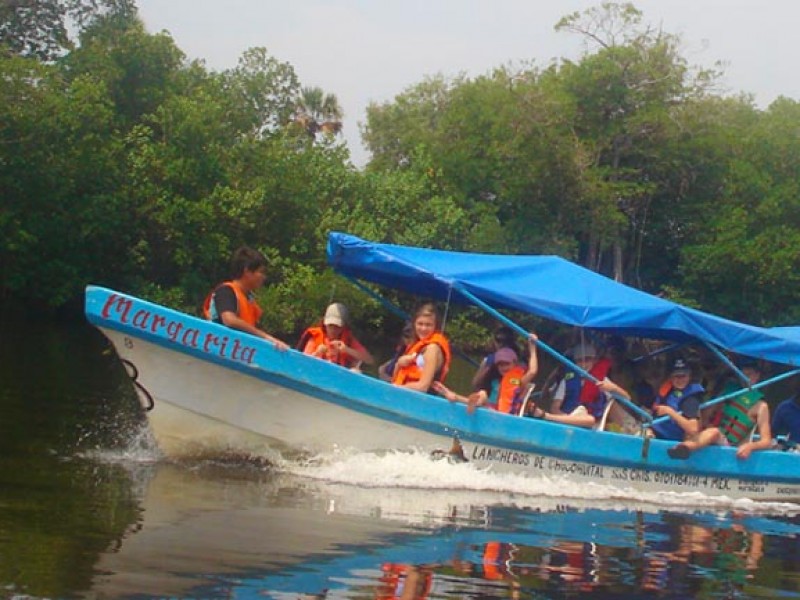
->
[135,0,800,167]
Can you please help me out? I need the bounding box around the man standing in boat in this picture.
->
[203,246,289,350]
[667,359,772,460]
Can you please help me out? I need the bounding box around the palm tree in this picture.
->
[295,86,343,138]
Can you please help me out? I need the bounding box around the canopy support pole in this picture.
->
[344,276,408,321]
[451,283,653,424]
[703,341,750,387]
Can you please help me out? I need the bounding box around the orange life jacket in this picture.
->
[202,281,263,327]
[391,332,452,388]
[301,325,357,367]
[377,563,432,600]
[493,365,527,414]
[482,542,512,580]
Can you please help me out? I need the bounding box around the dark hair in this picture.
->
[230,246,268,279]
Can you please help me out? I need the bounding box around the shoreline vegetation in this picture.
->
[2,1,800,352]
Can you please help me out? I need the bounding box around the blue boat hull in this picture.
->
[85,286,800,501]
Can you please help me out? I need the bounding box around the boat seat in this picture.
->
[517,384,537,417]
[594,398,616,431]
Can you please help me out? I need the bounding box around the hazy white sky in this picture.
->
[135,1,800,166]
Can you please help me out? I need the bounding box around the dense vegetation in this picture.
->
[2,1,800,347]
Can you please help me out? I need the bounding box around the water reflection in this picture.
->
[82,462,800,599]
[4,318,800,599]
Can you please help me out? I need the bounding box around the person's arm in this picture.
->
[541,409,596,428]
[737,402,772,459]
[402,344,442,392]
[597,377,631,401]
[520,333,539,387]
[218,310,286,349]
[653,395,700,438]
[331,336,375,366]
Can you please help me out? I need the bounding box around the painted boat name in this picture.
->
[101,294,258,365]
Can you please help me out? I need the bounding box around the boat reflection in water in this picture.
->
[88,452,800,600]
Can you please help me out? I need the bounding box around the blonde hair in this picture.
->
[412,302,441,333]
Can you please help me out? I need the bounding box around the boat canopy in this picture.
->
[327,232,800,367]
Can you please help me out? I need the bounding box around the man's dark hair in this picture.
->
[230,246,268,278]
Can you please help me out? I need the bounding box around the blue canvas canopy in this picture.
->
[327,232,800,367]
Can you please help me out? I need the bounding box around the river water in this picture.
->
[3,315,800,599]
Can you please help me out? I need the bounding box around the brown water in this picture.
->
[2,316,800,599]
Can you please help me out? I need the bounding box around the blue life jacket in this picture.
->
[651,382,704,440]
[562,372,608,419]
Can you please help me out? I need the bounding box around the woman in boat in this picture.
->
[299,302,375,370]
[667,359,772,460]
[202,246,289,350]
[391,303,452,393]
[649,357,703,442]
[532,343,631,429]
[433,334,539,414]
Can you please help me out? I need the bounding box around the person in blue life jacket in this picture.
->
[649,357,703,445]
[772,390,800,447]
[532,343,631,429]
[667,359,771,460]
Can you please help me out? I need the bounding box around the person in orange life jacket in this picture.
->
[300,302,375,370]
[532,342,630,428]
[648,357,702,441]
[667,359,771,460]
[203,246,289,350]
[432,334,539,415]
[391,302,452,393]
[470,325,522,392]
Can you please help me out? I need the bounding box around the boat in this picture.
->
[84,232,800,502]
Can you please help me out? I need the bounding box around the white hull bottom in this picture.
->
[108,331,800,504]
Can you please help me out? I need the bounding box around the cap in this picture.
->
[323,302,348,327]
[494,347,518,364]
[571,343,597,361]
[670,357,690,375]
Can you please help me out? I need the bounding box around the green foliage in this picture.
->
[3,0,800,336]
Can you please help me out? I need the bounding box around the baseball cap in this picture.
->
[323,302,348,327]
[670,357,690,375]
[494,347,518,364]
[571,343,597,361]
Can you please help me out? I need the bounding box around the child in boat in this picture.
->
[470,325,522,392]
[532,343,631,429]
[668,359,772,460]
[299,302,375,370]
[433,333,539,414]
[649,357,702,442]
[203,246,289,350]
[391,303,452,393]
